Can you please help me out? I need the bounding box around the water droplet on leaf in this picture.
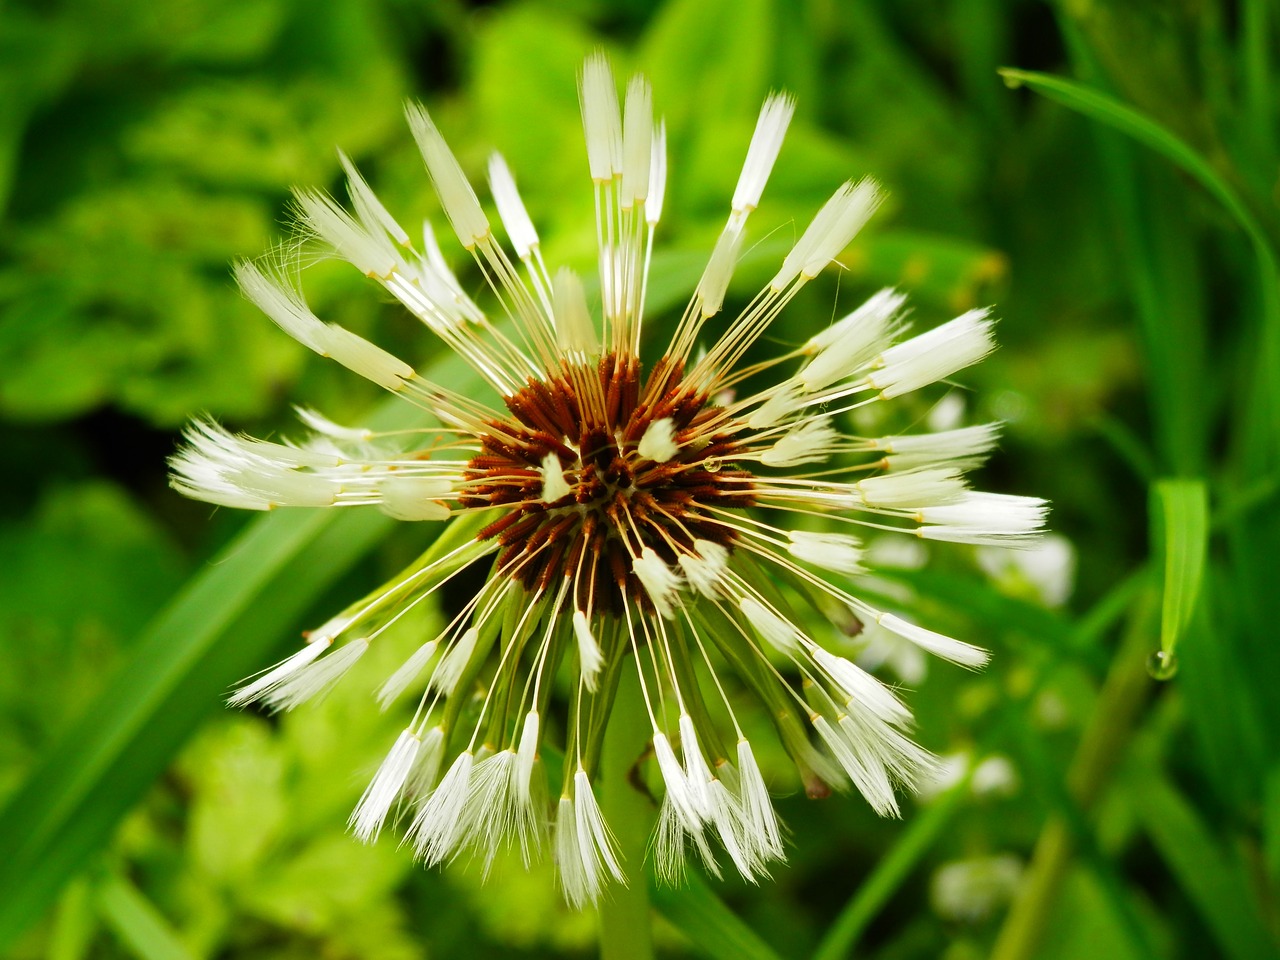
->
[1146,649,1179,681]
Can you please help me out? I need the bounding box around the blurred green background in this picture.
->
[1,0,1277,958]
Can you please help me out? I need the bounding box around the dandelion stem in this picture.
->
[598,659,656,960]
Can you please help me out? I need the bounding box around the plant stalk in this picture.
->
[598,661,656,960]
[990,587,1158,960]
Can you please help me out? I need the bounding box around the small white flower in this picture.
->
[931,854,1024,922]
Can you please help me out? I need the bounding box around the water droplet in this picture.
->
[703,457,722,473]
[1146,649,1179,681]
[1000,70,1025,90]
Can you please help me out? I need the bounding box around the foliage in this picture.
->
[0,0,1276,958]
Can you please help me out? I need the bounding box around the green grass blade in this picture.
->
[1151,479,1209,661]
[0,353,481,950]
[96,871,196,960]
[1130,764,1276,960]
[0,507,392,949]
[811,777,969,960]
[996,68,1265,246]
[997,67,1280,467]
[650,871,785,960]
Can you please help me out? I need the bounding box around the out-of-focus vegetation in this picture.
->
[0,0,1277,957]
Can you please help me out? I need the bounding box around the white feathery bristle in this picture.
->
[554,797,585,906]
[409,750,474,864]
[732,93,795,213]
[349,728,420,842]
[377,476,452,521]
[880,423,1002,472]
[801,289,908,390]
[488,152,539,259]
[810,646,912,727]
[678,539,729,598]
[239,467,337,509]
[580,54,623,182]
[572,611,604,689]
[647,121,667,225]
[406,725,447,797]
[293,188,399,278]
[515,710,540,804]
[456,751,520,869]
[620,74,652,208]
[539,452,572,502]
[707,777,758,880]
[917,492,1049,546]
[235,260,327,353]
[654,732,702,829]
[168,421,342,510]
[308,610,356,644]
[736,740,784,859]
[771,178,883,290]
[553,267,599,354]
[747,381,802,429]
[239,436,341,470]
[787,530,865,574]
[405,103,490,248]
[228,637,331,707]
[316,324,415,393]
[420,220,483,321]
[261,637,370,712]
[679,714,715,818]
[840,709,936,799]
[739,596,800,655]
[696,220,746,318]
[844,705,938,787]
[338,150,410,246]
[813,713,900,817]
[432,626,481,694]
[653,798,693,885]
[378,639,439,708]
[878,613,989,669]
[573,770,624,901]
[869,309,997,399]
[856,467,967,509]
[807,288,908,352]
[633,547,682,619]
[638,417,678,462]
[293,406,373,442]
[761,417,838,467]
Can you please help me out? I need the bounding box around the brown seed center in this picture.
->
[460,352,755,614]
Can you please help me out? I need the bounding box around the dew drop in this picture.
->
[1146,649,1179,681]
[703,457,722,473]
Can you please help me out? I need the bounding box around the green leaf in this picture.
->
[96,870,196,960]
[650,871,784,960]
[1129,764,1276,960]
[1151,479,1209,660]
[0,354,482,951]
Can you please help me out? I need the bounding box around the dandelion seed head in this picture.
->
[170,55,1045,907]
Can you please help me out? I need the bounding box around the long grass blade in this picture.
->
[1151,479,1209,662]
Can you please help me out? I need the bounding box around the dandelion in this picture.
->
[170,55,1045,905]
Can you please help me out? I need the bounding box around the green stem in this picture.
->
[990,587,1158,960]
[598,660,656,960]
